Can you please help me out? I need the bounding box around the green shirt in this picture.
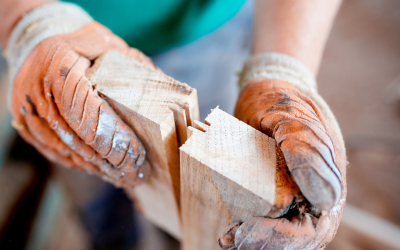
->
[64,0,246,54]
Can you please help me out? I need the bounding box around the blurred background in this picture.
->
[0,0,399,249]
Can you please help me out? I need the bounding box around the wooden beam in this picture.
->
[88,51,199,239]
[180,107,295,250]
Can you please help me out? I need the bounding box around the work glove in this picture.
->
[6,2,155,188]
[219,53,347,249]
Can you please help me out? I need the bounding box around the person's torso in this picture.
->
[64,0,246,54]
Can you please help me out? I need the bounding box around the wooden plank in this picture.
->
[88,51,199,239]
[180,107,295,250]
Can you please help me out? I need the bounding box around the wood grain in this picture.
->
[180,107,284,250]
[88,51,199,239]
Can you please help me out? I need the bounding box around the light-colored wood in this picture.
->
[180,107,278,250]
[88,51,199,239]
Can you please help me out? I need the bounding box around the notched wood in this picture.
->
[87,50,200,240]
[180,107,292,250]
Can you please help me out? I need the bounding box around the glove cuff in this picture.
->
[239,52,317,92]
[240,52,345,150]
[6,2,93,107]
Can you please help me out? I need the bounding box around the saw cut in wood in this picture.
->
[88,50,200,239]
[180,107,297,250]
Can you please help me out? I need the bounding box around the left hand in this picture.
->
[219,79,347,249]
[10,21,155,188]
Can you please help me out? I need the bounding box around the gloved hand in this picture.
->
[219,53,347,249]
[6,3,155,188]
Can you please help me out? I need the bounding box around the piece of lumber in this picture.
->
[180,107,294,250]
[88,51,199,239]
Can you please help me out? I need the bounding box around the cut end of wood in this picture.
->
[180,107,299,250]
[181,107,278,222]
[88,50,199,146]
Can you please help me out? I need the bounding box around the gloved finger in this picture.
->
[15,92,107,175]
[261,102,338,176]
[233,214,326,250]
[218,222,241,250]
[235,80,343,211]
[11,28,151,186]
[305,213,332,250]
[286,214,318,249]
[310,201,342,249]
[11,55,88,169]
[44,42,146,171]
[234,217,280,249]
[12,117,77,169]
[219,198,345,250]
[266,93,342,210]
[17,90,147,184]
[13,111,100,174]
[280,138,341,211]
[66,22,128,60]
[234,216,303,250]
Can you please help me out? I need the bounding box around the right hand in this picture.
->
[10,21,156,187]
[219,79,346,249]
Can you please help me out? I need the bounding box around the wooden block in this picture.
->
[88,51,200,239]
[180,107,286,250]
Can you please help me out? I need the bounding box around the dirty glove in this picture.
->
[219,53,347,249]
[6,2,155,188]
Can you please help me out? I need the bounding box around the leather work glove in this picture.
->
[219,53,347,249]
[6,2,155,188]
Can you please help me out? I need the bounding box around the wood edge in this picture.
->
[168,104,188,147]
[85,52,108,82]
[193,120,209,132]
[209,167,274,220]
